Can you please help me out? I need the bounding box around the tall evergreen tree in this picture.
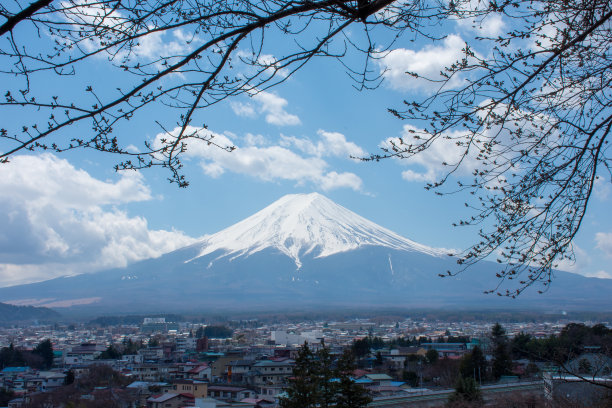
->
[279,343,319,408]
[491,323,512,380]
[335,350,372,408]
[33,339,54,369]
[459,345,486,383]
[449,376,482,405]
[316,344,336,408]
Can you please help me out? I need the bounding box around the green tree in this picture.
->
[281,344,371,408]
[279,343,319,408]
[316,344,336,408]
[402,370,419,387]
[64,369,75,385]
[0,343,25,368]
[96,345,122,360]
[33,339,54,369]
[203,325,233,339]
[426,349,439,364]
[491,324,512,380]
[122,338,143,355]
[0,388,15,406]
[352,338,371,358]
[449,376,482,406]
[459,346,486,383]
[335,350,372,408]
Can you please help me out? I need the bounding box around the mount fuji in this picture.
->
[1,193,611,313]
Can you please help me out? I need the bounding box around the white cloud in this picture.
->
[595,232,612,258]
[243,133,267,147]
[594,176,611,200]
[584,270,612,279]
[319,171,363,191]
[281,130,366,159]
[230,90,301,126]
[0,154,198,286]
[379,35,467,92]
[383,124,479,183]
[230,102,257,118]
[553,243,611,279]
[156,127,364,192]
[455,11,506,37]
[252,91,301,126]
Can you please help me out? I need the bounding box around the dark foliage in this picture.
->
[96,344,122,360]
[0,302,59,323]
[203,325,233,338]
[33,339,54,369]
[280,343,370,408]
[491,323,512,379]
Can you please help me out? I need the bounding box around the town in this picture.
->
[1,313,611,407]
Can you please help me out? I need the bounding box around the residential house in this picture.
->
[170,379,208,398]
[208,386,257,402]
[147,392,194,408]
[64,343,106,365]
[226,360,255,384]
[247,359,294,389]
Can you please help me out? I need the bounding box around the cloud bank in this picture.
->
[156,127,366,192]
[0,154,198,286]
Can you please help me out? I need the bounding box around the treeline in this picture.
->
[351,334,471,358]
[0,340,54,369]
[159,309,612,325]
[0,302,60,324]
[509,323,612,363]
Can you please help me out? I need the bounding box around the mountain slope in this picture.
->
[0,193,610,312]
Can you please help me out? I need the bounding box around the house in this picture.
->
[127,381,171,407]
[208,385,257,402]
[247,359,294,388]
[566,353,612,376]
[64,343,106,365]
[544,373,612,407]
[420,343,467,358]
[170,379,208,398]
[138,347,165,362]
[36,371,66,391]
[210,354,244,381]
[258,384,285,400]
[133,364,172,381]
[381,347,426,369]
[176,337,197,353]
[187,363,212,381]
[147,392,194,408]
[361,373,393,386]
[226,360,255,384]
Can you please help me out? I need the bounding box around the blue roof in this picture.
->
[1,366,30,373]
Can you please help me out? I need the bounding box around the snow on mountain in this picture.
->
[190,192,444,268]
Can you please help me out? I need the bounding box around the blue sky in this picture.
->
[1,5,611,289]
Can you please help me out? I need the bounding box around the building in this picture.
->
[170,379,208,398]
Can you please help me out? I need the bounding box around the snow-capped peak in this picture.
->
[191,192,444,268]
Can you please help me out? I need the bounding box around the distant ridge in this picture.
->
[0,302,60,323]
